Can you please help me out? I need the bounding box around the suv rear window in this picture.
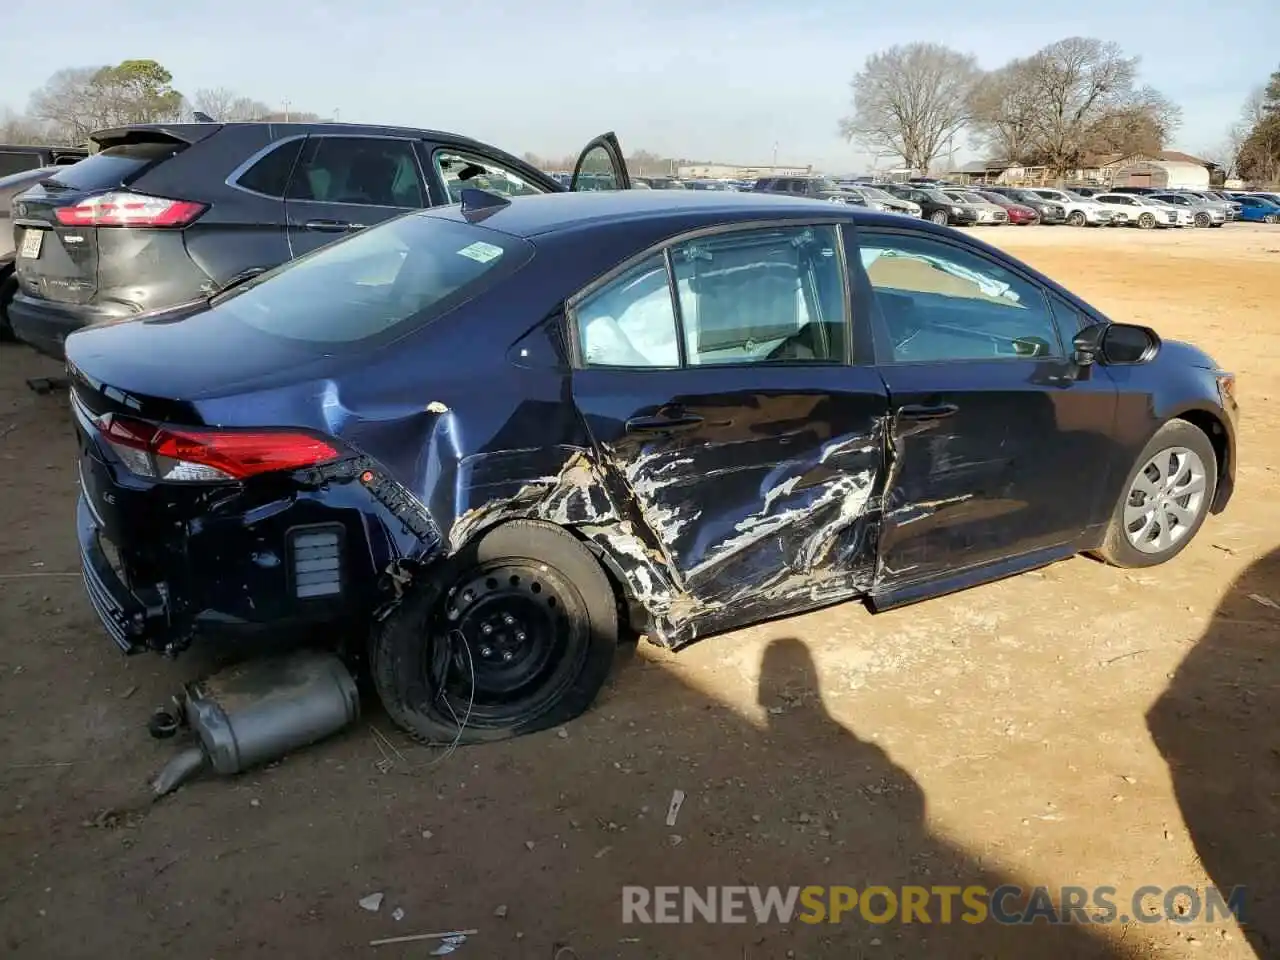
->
[47,140,183,190]
[210,213,533,345]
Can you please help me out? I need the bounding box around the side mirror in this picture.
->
[1072,321,1160,366]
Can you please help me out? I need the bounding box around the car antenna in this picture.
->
[459,187,511,222]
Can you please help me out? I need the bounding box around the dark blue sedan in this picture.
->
[64,186,1239,742]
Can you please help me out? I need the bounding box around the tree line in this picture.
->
[843,38,1279,185]
[841,38,1182,178]
[1231,68,1280,183]
[0,59,325,145]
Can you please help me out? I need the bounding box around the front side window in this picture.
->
[670,224,847,365]
[434,150,547,203]
[287,137,424,208]
[859,232,1061,363]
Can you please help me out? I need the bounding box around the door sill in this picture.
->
[869,542,1078,612]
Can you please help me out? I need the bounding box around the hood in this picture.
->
[1159,337,1220,371]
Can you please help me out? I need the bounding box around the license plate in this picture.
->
[19,228,44,260]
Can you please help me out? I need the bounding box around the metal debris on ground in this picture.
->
[493,904,508,918]
[369,929,478,948]
[431,934,469,955]
[1248,593,1280,611]
[391,907,405,921]
[359,892,385,912]
[665,788,686,827]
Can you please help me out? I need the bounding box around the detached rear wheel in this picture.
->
[1094,420,1217,569]
[372,520,618,744]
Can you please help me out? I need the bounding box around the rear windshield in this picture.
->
[48,141,183,190]
[211,213,534,345]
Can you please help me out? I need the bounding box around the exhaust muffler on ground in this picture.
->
[150,651,360,797]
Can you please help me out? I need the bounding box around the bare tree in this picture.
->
[191,87,274,122]
[1003,38,1180,177]
[968,59,1039,162]
[839,43,982,173]
[0,107,53,144]
[28,66,103,143]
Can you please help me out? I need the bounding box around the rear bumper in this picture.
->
[73,411,439,655]
[77,494,163,654]
[9,293,136,361]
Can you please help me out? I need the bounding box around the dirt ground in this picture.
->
[1,223,1279,960]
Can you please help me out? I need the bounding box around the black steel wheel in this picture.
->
[373,520,619,744]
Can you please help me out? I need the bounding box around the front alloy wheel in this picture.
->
[1138,212,1157,229]
[1194,212,1211,228]
[1266,214,1280,224]
[930,210,949,226]
[1094,420,1218,568]
[1122,447,1209,555]
[1067,210,1087,227]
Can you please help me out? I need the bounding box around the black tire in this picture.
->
[929,210,949,226]
[0,271,16,342]
[1194,212,1211,228]
[1093,420,1218,569]
[1138,212,1157,230]
[372,520,618,744]
[1067,210,1087,227]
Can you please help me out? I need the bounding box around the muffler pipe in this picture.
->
[150,651,360,797]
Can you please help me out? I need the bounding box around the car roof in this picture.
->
[424,189,913,239]
[90,121,522,156]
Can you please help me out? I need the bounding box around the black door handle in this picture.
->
[897,402,959,421]
[302,219,354,232]
[625,413,704,433]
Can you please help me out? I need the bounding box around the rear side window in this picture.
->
[48,140,183,190]
[210,213,532,345]
[0,151,42,177]
[287,137,424,208]
[235,139,304,197]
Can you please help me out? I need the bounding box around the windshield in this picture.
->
[811,178,841,193]
[210,213,534,345]
[858,186,892,200]
[958,192,988,204]
[926,190,957,204]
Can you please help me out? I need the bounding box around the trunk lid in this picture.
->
[12,130,204,306]
[65,302,344,424]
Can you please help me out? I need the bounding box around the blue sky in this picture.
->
[3,0,1276,172]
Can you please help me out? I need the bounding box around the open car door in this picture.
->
[569,132,631,192]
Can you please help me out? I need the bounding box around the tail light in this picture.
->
[55,191,207,228]
[94,414,339,482]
